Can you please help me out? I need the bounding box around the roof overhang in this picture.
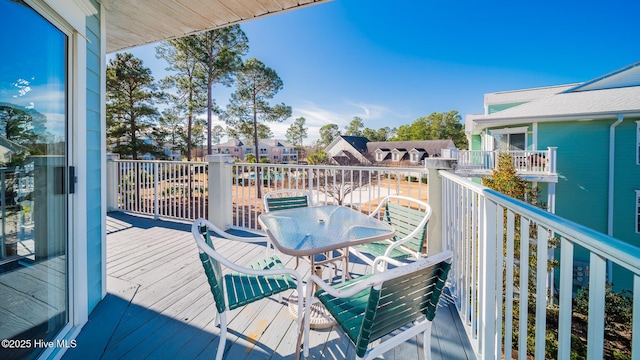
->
[102,0,332,53]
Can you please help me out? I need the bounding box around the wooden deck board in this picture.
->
[62,212,476,360]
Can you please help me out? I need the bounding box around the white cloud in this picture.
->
[346,101,390,120]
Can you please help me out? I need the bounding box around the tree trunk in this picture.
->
[207,77,213,155]
[187,94,193,161]
[253,102,261,198]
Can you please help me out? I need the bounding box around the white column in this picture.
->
[106,153,120,211]
[547,147,557,174]
[424,159,457,255]
[207,155,234,230]
[427,167,444,255]
[547,183,556,214]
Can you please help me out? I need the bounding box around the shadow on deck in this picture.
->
[63,212,476,360]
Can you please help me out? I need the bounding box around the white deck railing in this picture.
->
[440,170,640,359]
[230,163,428,229]
[453,148,557,175]
[109,160,208,220]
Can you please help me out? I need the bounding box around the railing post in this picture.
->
[480,195,497,359]
[154,162,159,220]
[548,146,557,174]
[207,154,234,230]
[106,153,120,211]
[425,159,456,256]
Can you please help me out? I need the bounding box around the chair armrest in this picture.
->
[305,274,379,301]
[198,242,299,279]
[372,256,407,273]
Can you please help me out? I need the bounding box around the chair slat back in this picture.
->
[198,225,226,314]
[265,195,309,212]
[384,202,428,253]
[355,258,451,357]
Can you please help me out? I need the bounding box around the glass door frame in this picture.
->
[22,0,94,357]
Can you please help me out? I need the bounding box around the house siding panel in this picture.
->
[538,120,610,234]
[613,120,640,243]
[471,134,482,151]
[85,0,103,312]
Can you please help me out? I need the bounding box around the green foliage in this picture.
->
[570,334,587,360]
[574,286,633,328]
[222,57,292,168]
[344,116,364,136]
[407,175,428,183]
[307,150,328,165]
[189,25,249,154]
[244,153,256,163]
[106,53,162,159]
[362,126,396,141]
[393,110,468,149]
[156,37,208,160]
[483,153,532,201]
[259,157,270,163]
[285,117,308,147]
[318,123,340,147]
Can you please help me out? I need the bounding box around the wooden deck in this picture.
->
[63,212,476,360]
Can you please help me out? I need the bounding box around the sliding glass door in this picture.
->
[0,1,70,359]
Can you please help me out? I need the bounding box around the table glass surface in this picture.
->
[259,205,395,256]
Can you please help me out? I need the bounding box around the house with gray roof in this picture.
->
[464,61,640,290]
[325,135,455,166]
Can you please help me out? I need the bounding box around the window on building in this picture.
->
[393,153,398,161]
[490,126,529,151]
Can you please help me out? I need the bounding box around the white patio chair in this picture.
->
[301,251,453,360]
[192,218,303,360]
[350,195,431,269]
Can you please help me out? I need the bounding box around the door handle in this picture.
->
[54,166,76,195]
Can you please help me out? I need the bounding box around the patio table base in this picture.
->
[287,291,336,329]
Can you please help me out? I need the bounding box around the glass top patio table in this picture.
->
[258,205,396,256]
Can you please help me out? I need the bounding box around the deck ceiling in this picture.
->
[101,0,331,53]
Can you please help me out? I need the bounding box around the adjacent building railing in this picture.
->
[452,148,557,176]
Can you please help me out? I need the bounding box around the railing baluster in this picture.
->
[587,253,607,360]
[558,236,574,360]
[504,210,516,360]
[519,218,530,360]
[535,223,549,360]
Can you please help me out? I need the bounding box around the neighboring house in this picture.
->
[464,61,640,290]
[325,135,455,166]
[0,1,329,359]
[212,139,298,163]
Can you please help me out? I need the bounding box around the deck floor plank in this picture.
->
[62,213,476,360]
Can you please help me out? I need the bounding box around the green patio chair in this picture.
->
[350,195,431,269]
[301,251,453,360]
[192,218,303,360]
[263,189,313,212]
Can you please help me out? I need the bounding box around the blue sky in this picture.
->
[120,0,640,144]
